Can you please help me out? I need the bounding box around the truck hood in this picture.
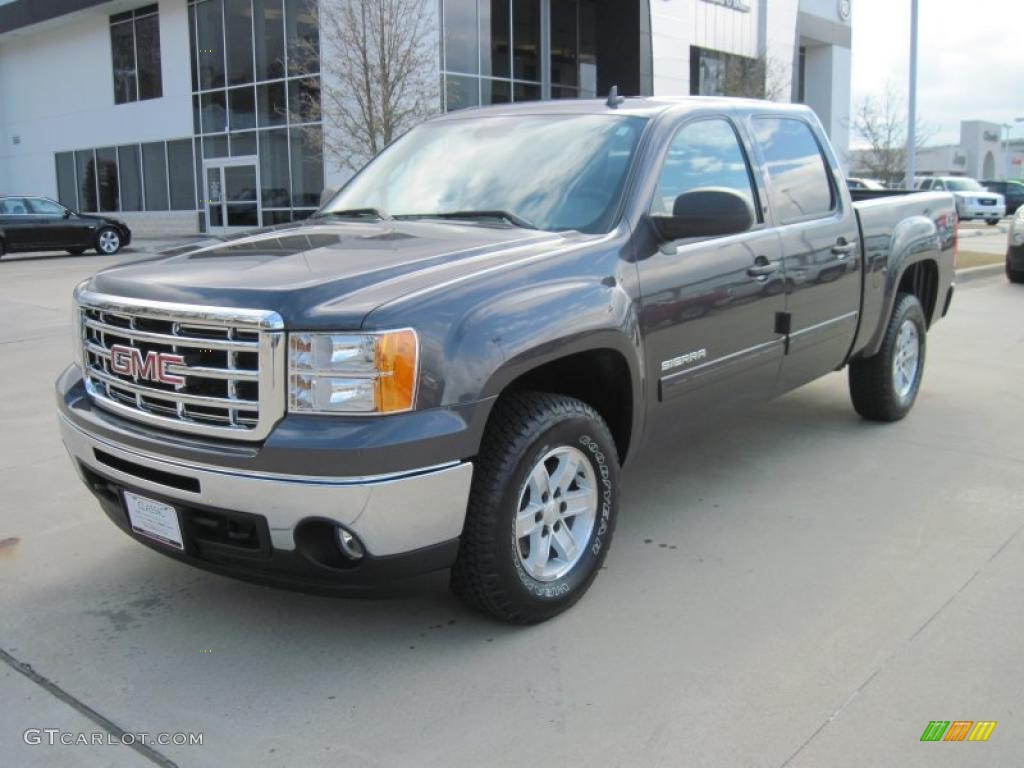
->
[86,218,589,328]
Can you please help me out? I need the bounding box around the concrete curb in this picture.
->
[958,226,1008,238]
[955,262,1005,284]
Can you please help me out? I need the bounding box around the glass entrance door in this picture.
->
[205,158,260,233]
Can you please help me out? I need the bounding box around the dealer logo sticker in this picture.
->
[920,720,996,742]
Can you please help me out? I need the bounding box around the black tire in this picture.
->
[451,392,619,623]
[848,293,927,422]
[95,227,122,255]
[66,248,86,255]
[1008,262,1024,284]
[986,218,1000,226]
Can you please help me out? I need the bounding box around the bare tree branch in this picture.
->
[302,0,438,173]
[850,81,933,186]
[718,55,788,101]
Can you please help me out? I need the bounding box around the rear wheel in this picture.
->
[95,227,122,255]
[848,293,927,422]
[986,218,1000,226]
[1008,262,1024,284]
[451,392,619,623]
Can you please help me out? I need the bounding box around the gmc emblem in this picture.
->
[109,344,186,386]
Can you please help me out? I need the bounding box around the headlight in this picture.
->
[1011,213,1024,245]
[287,330,418,414]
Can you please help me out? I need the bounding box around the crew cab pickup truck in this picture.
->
[57,97,956,623]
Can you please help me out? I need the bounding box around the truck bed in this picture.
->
[850,189,957,359]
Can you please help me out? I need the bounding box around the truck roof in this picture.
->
[433,95,818,121]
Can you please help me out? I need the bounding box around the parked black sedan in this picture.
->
[980,180,1024,216]
[0,196,131,257]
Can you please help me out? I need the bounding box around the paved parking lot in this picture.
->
[1,245,1022,767]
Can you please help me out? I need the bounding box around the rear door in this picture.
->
[0,197,40,250]
[749,116,861,391]
[637,116,786,429]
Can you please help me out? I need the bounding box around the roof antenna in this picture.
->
[606,85,625,109]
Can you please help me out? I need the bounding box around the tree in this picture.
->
[299,0,439,174]
[850,82,931,186]
[719,54,788,102]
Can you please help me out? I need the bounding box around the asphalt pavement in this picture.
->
[1,245,1022,767]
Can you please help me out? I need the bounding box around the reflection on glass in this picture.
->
[201,90,228,133]
[259,129,291,207]
[482,0,510,78]
[56,152,78,209]
[135,13,163,99]
[752,118,834,223]
[652,119,756,215]
[118,145,143,211]
[323,115,647,233]
[512,1,540,81]
[257,81,287,127]
[76,150,97,212]
[229,86,256,130]
[255,0,286,80]
[445,74,480,111]
[142,142,169,211]
[196,0,226,90]
[225,165,258,201]
[168,140,196,210]
[225,0,255,85]
[444,0,478,74]
[96,147,120,212]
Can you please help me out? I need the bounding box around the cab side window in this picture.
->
[28,198,65,215]
[0,198,30,214]
[651,118,759,220]
[751,117,835,224]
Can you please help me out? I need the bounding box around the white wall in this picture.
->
[0,0,193,201]
[650,0,764,97]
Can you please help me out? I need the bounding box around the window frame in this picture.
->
[110,4,163,105]
[749,115,840,227]
[648,115,765,230]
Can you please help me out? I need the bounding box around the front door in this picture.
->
[204,159,260,234]
[637,117,787,437]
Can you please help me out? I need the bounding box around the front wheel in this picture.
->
[95,227,122,255]
[451,392,619,623]
[848,293,927,422]
[1008,262,1024,284]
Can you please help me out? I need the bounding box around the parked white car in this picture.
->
[917,177,1005,225]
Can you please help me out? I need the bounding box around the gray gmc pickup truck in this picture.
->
[57,97,956,623]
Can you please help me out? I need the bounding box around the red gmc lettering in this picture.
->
[109,345,185,386]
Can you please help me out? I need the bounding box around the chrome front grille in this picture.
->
[76,288,285,441]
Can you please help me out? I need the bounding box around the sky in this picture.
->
[850,0,1024,148]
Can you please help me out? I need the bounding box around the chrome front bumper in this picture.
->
[59,412,473,557]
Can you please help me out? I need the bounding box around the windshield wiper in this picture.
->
[396,210,537,230]
[317,207,391,221]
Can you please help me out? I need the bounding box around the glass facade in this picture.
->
[188,0,323,228]
[55,140,196,213]
[441,0,597,111]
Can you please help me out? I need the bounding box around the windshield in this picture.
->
[320,114,648,233]
[945,179,984,191]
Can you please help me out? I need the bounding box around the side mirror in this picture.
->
[63,209,73,219]
[650,188,754,243]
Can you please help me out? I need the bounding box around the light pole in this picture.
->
[905,0,919,189]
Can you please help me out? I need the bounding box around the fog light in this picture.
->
[336,527,365,560]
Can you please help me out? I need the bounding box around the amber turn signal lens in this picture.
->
[374,330,418,412]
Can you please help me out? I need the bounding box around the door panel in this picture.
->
[750,117,861,392]
[637,117,787,435]
[0,198,38,249]
[640,230,786,415]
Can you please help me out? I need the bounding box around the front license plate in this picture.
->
[124,491,184,550]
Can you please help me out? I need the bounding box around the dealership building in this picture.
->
[0,0,851,236]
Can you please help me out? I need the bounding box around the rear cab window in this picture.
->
[751,117,836,224]
[0,198,31,215]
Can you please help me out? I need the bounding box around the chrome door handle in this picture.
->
[747,260,779,278]
[832,239,857,257]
